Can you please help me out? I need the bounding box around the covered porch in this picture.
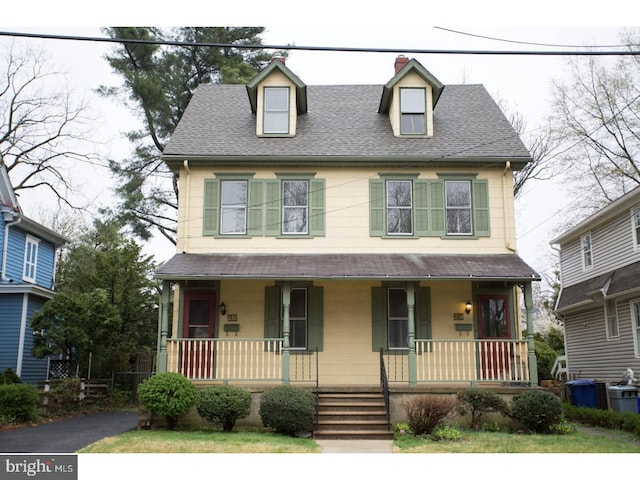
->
[154,253,540,387]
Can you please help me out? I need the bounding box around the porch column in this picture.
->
[156,280,171,373]
[282,282,291,385]
[524,282,539,386]
[407,283,417,386]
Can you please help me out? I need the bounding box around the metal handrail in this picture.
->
[379,347,390,427]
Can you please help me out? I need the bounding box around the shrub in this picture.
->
[403,394,457,436]
[50,377,82,404]
[0,383,39,423]
[457,388,508,431]
[393,422,412,439]
[259,386,315,435]
[0,368,21,385]
[431,423,462,441]
[196,385,251,432]
[549,418,577,435]
[509,389,563,433]
[137,373,197,429]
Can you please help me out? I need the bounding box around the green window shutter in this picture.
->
[428,180,445,236]
[473,179,490,237]
[371,287,387,351]
[307,286,324,352]
[309,179,325,236]
[248,180,264,236]
[415,287,432,340]
[264,286,281,339]
[414,180,429,236]
[203,179,219,236]
[265,180,281,236]
[369,179,385,237]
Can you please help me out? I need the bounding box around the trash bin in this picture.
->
[566,379,597,408]
[608,385,638,413]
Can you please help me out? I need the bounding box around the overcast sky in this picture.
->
[1,5,637,290]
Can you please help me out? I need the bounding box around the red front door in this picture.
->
[477,294,511,380]
[182,291,216,378]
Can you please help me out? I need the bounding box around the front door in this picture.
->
[477,294,510,380]
[182,291,216,378]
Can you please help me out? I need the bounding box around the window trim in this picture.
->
[282,179,309,235]
[263,86,290,135]
[581,232,593,271]
[605,298,619,340]
[632,206,640,250]
[386,179,413,236]
[631,299,640,358]
[22,235,40,283]
[399,87,426,136]
[444,180,473,236]
[220,180,248,235]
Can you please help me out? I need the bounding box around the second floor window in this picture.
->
[23,235,39,283]
[220,180,247,235]
[633,206,640,249]
[282,180,308,234]
[582,233,593,270]
[400,88,426,135]
[387,180,412,235]
[263,87,289,134]
[445,180,472,235]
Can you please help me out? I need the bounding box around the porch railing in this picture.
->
[166,338,317,383]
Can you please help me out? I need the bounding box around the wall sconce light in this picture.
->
[465,300,472,315]
[220,302,227,316]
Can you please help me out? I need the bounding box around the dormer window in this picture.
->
[400,88,426,135]
[264,87,290,134]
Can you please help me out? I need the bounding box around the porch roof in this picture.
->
[155,253,540,282]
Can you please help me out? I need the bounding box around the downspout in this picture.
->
[2,212,21,281]
[502,162,516,252]
[182,160,191,252]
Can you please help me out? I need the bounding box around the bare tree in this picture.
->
[0,40,102,210]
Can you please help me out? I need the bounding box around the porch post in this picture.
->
[407,283,417,386]
[156,280,170,373]
[282,282,291,385]
[524,282,538,386]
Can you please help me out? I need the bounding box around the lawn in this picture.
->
[77,426,640,453]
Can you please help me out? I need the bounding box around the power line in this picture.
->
[0,30,639,56]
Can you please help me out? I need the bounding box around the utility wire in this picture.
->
[0,30,638,56]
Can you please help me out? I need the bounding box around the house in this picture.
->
[551,186,640,385]
[154,56,541,397]
[0,160,67,384]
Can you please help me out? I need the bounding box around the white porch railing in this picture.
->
[413,339,529,383]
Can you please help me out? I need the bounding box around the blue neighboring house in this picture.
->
[0,160,67,384]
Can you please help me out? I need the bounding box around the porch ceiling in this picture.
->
[155,253,540,282]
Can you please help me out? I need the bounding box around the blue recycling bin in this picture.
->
[566,379,597,408]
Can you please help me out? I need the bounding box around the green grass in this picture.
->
[393,429,640,453]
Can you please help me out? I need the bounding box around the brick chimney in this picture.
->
[272,55,286,65]
[394,55,410,74]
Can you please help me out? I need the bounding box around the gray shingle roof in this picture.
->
[155,253,540,281]
[163,83,532,166]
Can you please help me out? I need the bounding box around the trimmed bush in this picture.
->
[509,389,563,433]
[196,385,251,432]
[259,385,315,435]
[457,388,508,431]
[0,383,39,423]
[137,373,197,429]
[403,394,457,436]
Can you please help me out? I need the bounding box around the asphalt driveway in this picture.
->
[0,411,137,453]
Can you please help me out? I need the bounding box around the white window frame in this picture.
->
[632,206,640,250]
[23,235,40,283]
[605,298,619,340]
[581,232,593,271]
[445,180,473,236]
[220,180,248,235]
[386,180,413,236]
[631,300,640,358]
[282,180,308,235]
[399,88,426,135]
[263,86,290,134]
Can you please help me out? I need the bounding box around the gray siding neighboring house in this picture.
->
[551,186,640,384]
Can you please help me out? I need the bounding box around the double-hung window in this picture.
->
[445,180,472,235]
[633,207,640,249]
[23,235,39,283]
[282,180,308,234]
[606,299,619,339]
[400,88,426,135]
[220,180,248,235]
[386,180,413,235]
[263,87,289,134]
[582,233,593,270]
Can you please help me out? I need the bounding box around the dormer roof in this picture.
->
[378,57,445,114]
[246,58,308,114]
